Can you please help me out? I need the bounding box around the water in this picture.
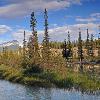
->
[0,80,100,100]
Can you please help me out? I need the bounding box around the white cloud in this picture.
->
[0,25,12,34]
[68,23,99,40]
[76,12,100,23]
[0,0,81,18]
[76,17,96,22]
[91,13,100,18]
[12,29,32,46]
[11,23,99,46]
[47,23,99,41]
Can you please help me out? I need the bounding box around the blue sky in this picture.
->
[0,0,100,45]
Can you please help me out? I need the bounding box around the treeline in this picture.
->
[62,29,100,72]
[0,9,67,75]
[49,30,100,64]
[0,9,100,73]
[62,29,100,59]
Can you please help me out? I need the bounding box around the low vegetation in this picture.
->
[0,64,100,91]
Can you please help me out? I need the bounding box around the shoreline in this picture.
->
[0,64,100,92]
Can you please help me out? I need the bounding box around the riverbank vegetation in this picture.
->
[0,64,100,91]
[0,9,100,91]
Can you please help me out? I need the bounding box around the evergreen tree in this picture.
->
[62,32,73,61]
[33,30,40,64]
[27,36,33,59]
[42,9,51,66]
[30,12,36,33]
[86,29,90,56]
[22,31,28,68]
[28,11,40,64]
[89,34,94,61]
[98,26,100,58]
[78,29,84,71]
[23,31,27,60]
[62,39,67,59]
[62,33,73,60]
[67,31,73,59]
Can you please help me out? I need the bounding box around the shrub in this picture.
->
[23,64,43,76]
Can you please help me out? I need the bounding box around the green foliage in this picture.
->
[49,41,63,49]
[85,29,90,57]
[28,11,40,65]
[62,33,73,60]
[42,9,51,65]
[62,39,67,59]
[23,64,43,76]
[39,71,58,82]
[78,31,84,61]
[77,31,84,71]
[0,64,100,91]
[89,34,94,61]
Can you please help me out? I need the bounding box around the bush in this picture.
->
[39,71,58,82]
[23,64,43,76]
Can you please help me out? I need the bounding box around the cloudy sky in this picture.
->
[0,0,100,45]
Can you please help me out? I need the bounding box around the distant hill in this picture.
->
[0,40,19,51]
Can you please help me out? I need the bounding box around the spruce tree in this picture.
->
[78,29,84,71]
[22,31,28,68]
[62,39,67,59]
[33,30,40,64]
[28,11,40,64]
[62,32,72,61]
[98,26,100,58]
[86,29,90,56]
[89,34,94,61]
[42,9,50,67]
[67,31,73,60]
[27,36,33,59]
[23,31,27,60]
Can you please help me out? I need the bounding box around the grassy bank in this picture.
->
[0,64,100,92]
[0,64,53,87]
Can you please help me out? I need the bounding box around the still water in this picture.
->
[0,80,100,100]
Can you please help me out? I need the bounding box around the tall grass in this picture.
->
[0,64,100,91]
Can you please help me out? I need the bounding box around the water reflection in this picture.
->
[0,80,99,100]
[25,87,52,100]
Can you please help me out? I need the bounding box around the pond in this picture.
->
[0,80,99,100]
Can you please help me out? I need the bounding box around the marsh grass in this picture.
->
[0,64,100,91]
